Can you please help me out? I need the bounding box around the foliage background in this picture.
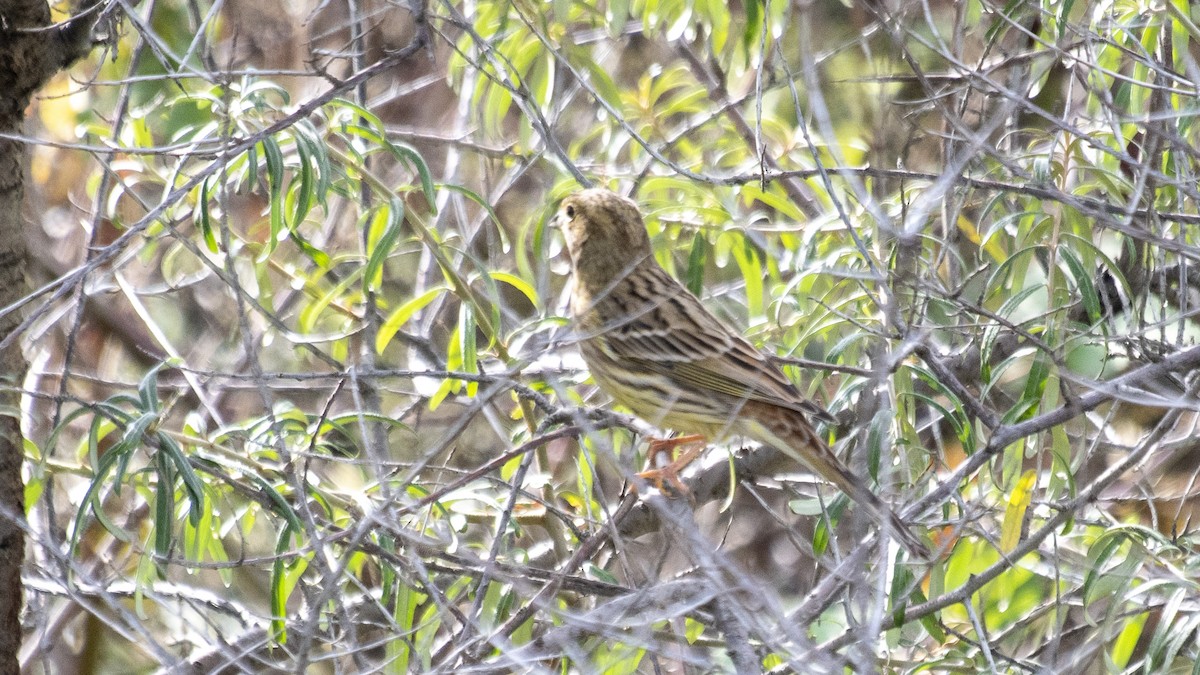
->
[13,0,1200,672]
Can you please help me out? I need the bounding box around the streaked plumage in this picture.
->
[555,187,928,556]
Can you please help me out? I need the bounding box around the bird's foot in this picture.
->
[635,434,707,498]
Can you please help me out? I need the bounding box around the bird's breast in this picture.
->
[578,337,736,440]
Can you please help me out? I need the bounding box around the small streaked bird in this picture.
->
[554,187,928,557]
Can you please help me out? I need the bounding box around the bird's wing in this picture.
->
[592,271,835,422]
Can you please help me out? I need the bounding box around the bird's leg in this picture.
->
[637,434,707,495]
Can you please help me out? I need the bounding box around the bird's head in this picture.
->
[554,188,652,287]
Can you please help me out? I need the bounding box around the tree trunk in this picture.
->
[0,2,97,671]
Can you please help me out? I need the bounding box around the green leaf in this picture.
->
[289,227,331,268]
[865,408,892,483]
[459,303,478,398]
[377,287,447,353]
[196,178,218,253]
[298,269,360,334]
[363,199,404,292]
[390,582,425,673]
[158,434,204,524]
[1058,247,1100,323]
[889,562,912,625]
[732,238,764,318]
[742,0,763,58]
[294,119,330,205]
[137,362,169,413]
[1111,611,1148,669]
[570,46,623,110]
[153,450,175,564]
[439,184,510,251]
[271,525,303,643]
[489,271,538,309]
[252,474,303,531]
[289,134,315,228]
[388,144,436,212]
[1000,469,1036,553]
[685,231,708,296]
[260,137,286,260]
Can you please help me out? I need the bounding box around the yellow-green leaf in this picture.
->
[1001,469,1037,552]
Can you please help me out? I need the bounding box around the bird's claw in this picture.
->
[634,434,706,500]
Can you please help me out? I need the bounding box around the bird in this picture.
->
[553,187,929,557]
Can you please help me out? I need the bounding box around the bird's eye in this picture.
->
[565,205,575,219]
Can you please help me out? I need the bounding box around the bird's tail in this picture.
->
[745,403,930,558]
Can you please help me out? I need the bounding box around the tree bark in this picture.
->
[0,1,97,671]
